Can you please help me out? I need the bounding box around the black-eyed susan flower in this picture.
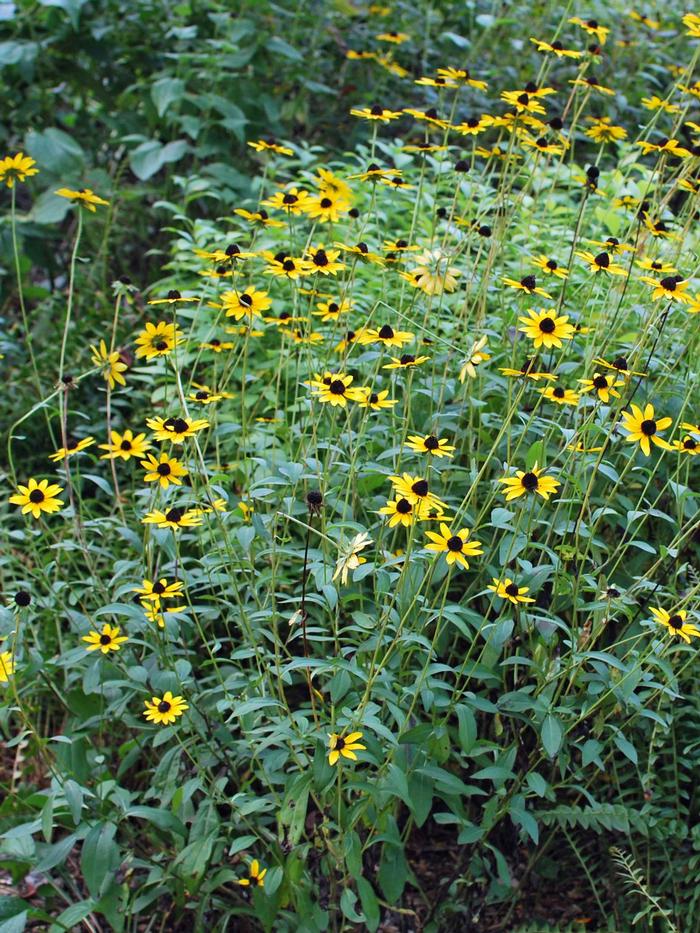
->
[328,730,365,765]
[498,465,560,502]
[620,403,673,456]
[588,237,635,256]
[683,13,700,36]
[99,429,151,460]
[306,246,345,275]
[531,255,569,278]
[650,607,700,643]
[237,860,267,887]
[305,192,351,223]
[0,152,38,188]
[500,90,547,115]
[49,436,95,462]
[585,117,627,143]
[379,497,430,527]
[134,578,185,606]
[673,435,700,455]
[188,383,232,405]
[503,275,553,299]
[578,372,624,402]
[436,66,488,89]
[575,250,626,276]
[639,275,691,303]
[0,649,14,682]
[332,532,372,585]
[220,287,271,321]
[143,691,189,725]
[415,73,458,88]
[348,101,401,123]
[9,478,64,519]
[55,187,109,211]
[146,416,209,444]
[454,115,494,135]
[82,623,128,654]
[402,107,449,128]
[635,258,677,274]
[682,421,700,436]
[641,95,680,114]
[310,372,364,407]
[143,604,186,628]
[637,138,690,157]
[389,473,447,512]
[147,289,198,306]
[538,385,580,406]
[488,578,535,604]
[500,359,556,381]
[262,251,313,280]
[522,135,566,156]
[569,16,609,43]
[424,523,483,570]
[261,187,311,214]
[233,207,285,228]
[405,434,455,457]
[313,298,352,322]
[383,353,431,369]
[643,215,674,238]
[377,174,414,190]
[90,339,128,389]
[518,308,575,349]
[591,356,646,378]
[459,336,490,381]
[248,138,293,155]
[199,338,235,352]
[140,452,188,489]
[334,240,385,264]
[135,322,183,361]
[358,324,414,348]
[142,507,203,530]
[530,37,583,58]
[356,388,397,410]
[569,76,614,95]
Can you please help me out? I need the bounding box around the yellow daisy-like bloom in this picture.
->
[349,104,403,122]
[538,385,579,406]
[9,478,64,519]
[356,388,397,410]
[585,118,627,143]
[639,276,691,303]
[405,434,455,458]
[569,76,615,96]
[620,403,673,456]
[357,324,414,348]
[143,604,187,628]
[569,16,609,43]
[143,690,189,725]
[424,523,484,570]
[82,623,128,654]
[188,383,231,405]
[261,187,311,215]
[333,532,372,585]
[379,497,431,528]
[637,138,691,158]
[402,248,461,295]
[0,152,38,188]
[500,359,556,381]
[518,308,575,349]
[90,339,128,389]
[147,289,198,306]
[641,95,680,113]
[454,115,494,136]
[233,207,285,228]
[459,336,490,381]
[376,29,409,42]
[135,322,183,361]
[643,215,674,239]
[140,452,188,489]
[99,429,151,461]
[48,436,95,462]
[310,373,365,407]
[142,507,203,530]
[304,192,351,223]
[262,252,313,280]
[503,276,552,299]
[529,37,583,58]
[313,298,352,322]
[199,338,235,352]
[436,67,488,90]
[635,258,677,274]
[575,251,627,276]
[531,255,569,279]
[316,167,354,204]
[683,13,700,37]
[673,435,700,455]
[55,187,109,211]
[219,287,271,321]
[521,135,566,156]
[498,464,560,502]
[306,246,345,275]
[500,90,546,115]
[237,859,268,887]
[134,578,185,607]
[146,416,209,444]
[247,138,293,156]
[0,650,14,683]
[488,578,535,604]
[389,473,447,513]
[578,372,624,403]
[415,74,458,87]
[650,607,700,643]
[328,731,366,765]
[383,354,431,369]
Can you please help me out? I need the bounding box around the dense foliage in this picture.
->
[2,2,700,931]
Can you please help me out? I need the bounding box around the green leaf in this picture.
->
[541,714,563,758]
[81,822,120,899]
[151,78,186,118]
[25,127,85,175]
[129,139,188,181]
[357,878,380,932]
[124,806,186,837]
[340,889,364,923]
[613,733,638,764]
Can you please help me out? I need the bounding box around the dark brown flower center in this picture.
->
[121,440,132,451]
[505,582,520,597]
[660,276,676,291]
[157,463,172,476]
[170,418,189,434]
[412,479,429,497]
[167,290,181,299]
[447,535,464,552]
[641,419,657,436]
[424,435,439,450]
[158,700,172,713]
[552,387,565,398]
[152,582,166,594]
[396,498,412,514]
[521,275,537,289]
[100,634,111,645]
[369,393,379,404]
[667,614,683,630]
[329,379,346,395]
[378,325,394,339]
[521,472,539,491]
[594,252,610,268]
[546,259,558,270]
[29,489,45,503]
[320,198,332,209]
[539,317,556,333]
[165,507,184,523]
[239,293,253,306]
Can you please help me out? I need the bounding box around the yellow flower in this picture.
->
[237,859,268,887]
[672,435,700,455]
[90,339,128,389]
[146,416,209,444]
[309,372,365,407]
[140,452,188,489]
[575,250,627,276]
[135,322,183,360]
[503,276,552,299]
[388,473,447,513]
[383,354,431,369]
[306,246,345,275]
[261,187,312,214]
[357,324,414,348]
[402,248,460,295]
[498,464,560,502]
[247,138,293,156]
[568,16,609,43]
[529,37,583,58]
[424,523,484,570]
[0,152,38,188]
[436,67,488,90]
[219,286,271,321]
[143,691,189,725]
[328,731,365,765]
[233,207,285,228]
[378,497,431,528]
[405,434,455,458]
[683,13,700,37]
[518,308,575,349]
[650,607,700,643]
[0,650,14,683]
[459,336,490,381]
[356,388,397,410]
[531,255,569,279]
[332,532,372,586]
[620,403,673,456]
[9,478,64,519]
[538,385,579,406]
[304,192,351,223]
[82,623,128,654]
[641,95,680,113]
[134,578,185,607]
[142,507,203,530]
[349,104,403,122]
[585,118,627,143]
[55,187,109,211]
[48,436,95,462]
[313,298,352,321]
[639,276,691,303]
[637,138,690,158]
[578,372,625,402]
[488,578,535,604]
[99,429,151,461]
